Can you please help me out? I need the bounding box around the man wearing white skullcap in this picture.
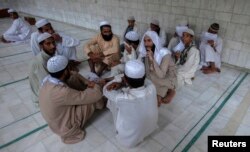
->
[108,31,140,78]
[176,28,200,87]
[138,31,177,106]
[30,18,80,63]
[148,19,167,47]
[29,33,57,105]
[120,16,139,58]
[29,33,94,106]
[103,59,158,148]
[199,23,223,74]
[84,21,120,76]
[122,16,138,41]
[122,31,139,63]
[168,19,189,54]
[39,55,103,144]
[1,9,31,43]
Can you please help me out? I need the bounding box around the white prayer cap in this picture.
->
[203,32,217,41]
[176,26,188,37]
[184,28,194,36]
[125,60,145,79]
[8,9,16,13]
[173,40,185,52]
[47,55,68,73]
[128,16,135,21]
[125,31,139,41]
[99,21,110,27]
[177,19,188,26]
[37,33,52,43]
[151,19,159,26]
[35,19,49,28]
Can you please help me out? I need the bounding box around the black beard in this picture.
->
[102,33,113,41]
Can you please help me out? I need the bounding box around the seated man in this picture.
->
[148,19,166,47]
[103,60,158,148]
[1,9,31,43]
[120,16,139,52]
[176,29,200,87]
[122,16,138,41]
[109,31,140,77]
[39,55,103,144]
[199,23,223,74]
[29,33,97,106]
[84,21,120,76]
[138,31,177,106]
[168,19,188,53]
[30,19,80,63]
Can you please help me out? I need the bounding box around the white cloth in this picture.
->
[125,60,145,79]
[30,31,41,56]
[168,36,180,52]
[177,46,200,87]
[172,40,185,53]
[8,9,16,13]
[176,26,188,37]
[147,28,166,47]
[37,32,51,43]
[30,31,80,60]
[103,75,158,148]
[122,25,138,41]
[3,18,31,42]
[199,32,223,69]
[121,42,137,63]
[100,21,110,27]
[125,31,139,41]
[138,31,171,65]
[35,19,49,28]
[47,55,68,73]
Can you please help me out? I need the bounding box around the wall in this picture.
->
[1,0,250,69]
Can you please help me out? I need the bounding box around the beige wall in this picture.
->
[1,0,250,69]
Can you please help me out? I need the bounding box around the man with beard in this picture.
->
[39,55,103,144]
[1,9,31,43]
[138,31,177,106]
[84,21,120,76]
[29,33,100,107]
[30,19,80,64]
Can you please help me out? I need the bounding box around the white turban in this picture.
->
[125,31,139,41]
[99,21,110,27]
[176,26,188,37]
[202,32,218,42]
[47,55,68,73]
[184,28,194,36]
[37,33,52,43]
[128,16,135,21]
[125,60,145,79]
[8,9,16,13]
[151,19,159,26]
[35,19,49,28]
[138,31,171,65]
[173,40,185,52]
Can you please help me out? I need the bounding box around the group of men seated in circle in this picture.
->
[1,9,223,148]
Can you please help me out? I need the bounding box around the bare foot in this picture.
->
[157,96,162,107]
[162,89,176,104]
[202,68,217,74]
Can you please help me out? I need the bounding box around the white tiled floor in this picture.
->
[0,15,250,152]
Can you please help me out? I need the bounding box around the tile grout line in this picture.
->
[221,89,250,135]
[181,73,248,152]
[171,72,244,152]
